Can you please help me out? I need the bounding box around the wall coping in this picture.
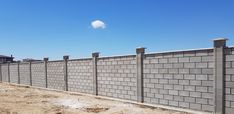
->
[68,58,92,61]
[145,47,213,56]
[98,54,136,59]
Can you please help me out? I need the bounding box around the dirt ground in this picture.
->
[0,83,188,114]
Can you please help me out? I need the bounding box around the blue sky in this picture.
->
[0,0,233,60]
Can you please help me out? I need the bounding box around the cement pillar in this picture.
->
[92,52,99,95]
[44,58,49,88]
[7,62,10,83]
[29,61,32,86]
[136,47,145,102]
[63,56,69,91]
[213,38,227,114]
[17,61,20,84]
[0,64,2,82]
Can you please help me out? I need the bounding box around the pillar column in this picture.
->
[136,47,145,102]
[63,56,69,91]
[92,52,99,95]
[213,38,228,114]
[29,61,32,86]
[7,62,10,83]
[17,61,20,84]
[0,64,2,82]
[44,58,49,88]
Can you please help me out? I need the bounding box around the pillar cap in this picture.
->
[92,52,99,57]
[213,38,228,47]
[213,38,228,41]
[136,47,146,54]
[43,58,49,61]
[63,55,69,60]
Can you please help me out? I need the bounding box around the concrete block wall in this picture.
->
[1,64,8,82]
[19,63,30,85]
[31,62,45,88]
[47,61,65,90]
[9,63,18,84]
[225,47,234,114]
[0,39,233,114]
[67,59,93,94]
[97,55,137,101]
[143,49,214,112]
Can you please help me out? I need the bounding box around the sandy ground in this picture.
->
[0,83,188,114]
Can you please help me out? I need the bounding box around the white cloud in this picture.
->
[91,20,106,29]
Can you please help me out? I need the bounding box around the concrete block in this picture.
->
[159,89,169,94]
[190,80,201,86]
[150,79,158,83]
[164,84,173,89]
[168,58,178,63]
[202,68,213,74]
[159,58,168,63]
[179,80,189,85]
[173,63,183,68]
[179,69,189,74]
[146,93,154,98]
[202,105,213,112]
[196,63,208,68]
[196,74,208,80]
[190,68,202,74]
[190,103,201,110]
[196,86,208,92]
[159,99,168,105]
[169,100,179,106]
[150,88,158,94]
[202,80,213,87]
[179,90,189,96]
[179,57,189,62]
[163,64,173,68]
[150,69,159,73]
[174,96,184,101]
[196,98,208,104]
[202,56,213,62]
[173,74,183,79]
[179,102,189,108]
[185,97,195,103]
[184,86,195,91]
[225,82,234,88]
[154,84,164,89]
[150,59,158,63]
[190,91,201,98]
[169,79,178,84]
[202,93,213,99]
[226,68,234,74]
[163,74,173,79]
[189,57,201,62]
[159,79,168,84]
[159,69,168,74]
[184,74,195,80]
[174,85,183,90]
[155,93,164,99]
[164,95,173,100]
[184,63,195,68]
[169,90,178,95]
[226,55,234,61]
[154,64,163,68]
[168,69,179,74]
[154,74,163,78]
